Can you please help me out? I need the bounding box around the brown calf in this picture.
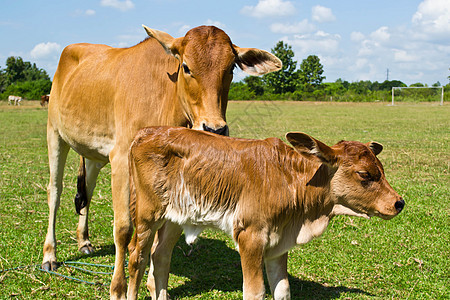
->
[126,126,405,300]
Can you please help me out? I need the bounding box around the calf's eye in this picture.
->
[357,171,372,181]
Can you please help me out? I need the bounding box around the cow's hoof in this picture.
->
[41,261,59,271]
[80,244,94,255]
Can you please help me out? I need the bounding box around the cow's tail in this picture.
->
[74,156,88,215]
[128,151,138,254]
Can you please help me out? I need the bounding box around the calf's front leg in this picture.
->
[237,227,267,300]
[265,253,290,300]
[147,221,183,300]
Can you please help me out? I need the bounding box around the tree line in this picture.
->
[229,41,449,102]
[0,56,52,100]
[1,45,448,103]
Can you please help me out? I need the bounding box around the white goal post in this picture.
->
[391,86,444,106]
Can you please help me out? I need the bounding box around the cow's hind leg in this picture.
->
[147,221,183,299]
[76,157,107,254]
[42,126,70,271]
[265,253,290,300]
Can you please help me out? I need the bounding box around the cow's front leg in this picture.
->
[76,158,107,254]
[265,253,290,300]
[237,227,267,300]
[109,151,133,300]
[42,126,70,271]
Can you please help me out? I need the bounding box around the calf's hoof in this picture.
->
[79,244,94,255]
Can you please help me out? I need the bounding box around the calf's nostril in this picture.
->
[395,198,405,213]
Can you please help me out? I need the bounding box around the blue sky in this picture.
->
[1,0,449,85]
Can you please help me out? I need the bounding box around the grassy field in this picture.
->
[0,100,448,299]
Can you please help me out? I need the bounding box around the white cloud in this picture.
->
[393,49,419,63]
[270,19,315,34]
[311,5,336,23]
[85,9,96,16]
[73,9,96,16]
[30,42,61,59]
[205,19,226,29]
[370,26,390,43]
[412,0,450,39]
[350,31,365,42]
[241,0,296,18]
[178,24,191,35]
[284,31,341,57]
[100,0,134,11]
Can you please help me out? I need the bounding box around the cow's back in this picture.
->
[48,40,182,160]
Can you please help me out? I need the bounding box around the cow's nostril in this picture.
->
[203,124,229,136]
[395,198,405,213]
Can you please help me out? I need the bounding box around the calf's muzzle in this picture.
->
[395,198,405,213]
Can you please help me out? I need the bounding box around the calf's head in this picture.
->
[144,25,282,135]
[286,132,405,220]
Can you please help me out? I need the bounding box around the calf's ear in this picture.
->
[143,25,181,59]
[286,132,337,166]
[234,46,282,75]
[367,142,383,156]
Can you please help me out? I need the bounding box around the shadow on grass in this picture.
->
[62,237,372,299]
[143,236,372,299]
[63,243,115,263]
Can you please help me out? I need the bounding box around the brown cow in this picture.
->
[126,126,405,300]
[40,94,49,107]
[42,25,282,299]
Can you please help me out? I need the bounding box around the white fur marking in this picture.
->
[164,174,236,243]
[296,216,330,244]
[332,204,370,219]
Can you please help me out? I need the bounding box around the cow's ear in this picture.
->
[143,25,181,58]
[367,141,383,156]
[286,132,337,166]
[234,46,282,76]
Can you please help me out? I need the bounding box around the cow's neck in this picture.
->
[289,154,336,245]
[137,40,189,128]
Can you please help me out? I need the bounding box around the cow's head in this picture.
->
[286,132,405,220]
[143,25,282,136]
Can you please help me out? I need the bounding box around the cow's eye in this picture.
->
[182,63,191,75]
[357,171,372,181]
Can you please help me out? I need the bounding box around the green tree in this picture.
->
[349,80,372,94]
[1,56,52,99]
[243,76,265,96]
[0,69,6,94]
[5,56,50,85]
[298,55,325,91]
[263,41,298,94]
[228,82,254,100]
[379,80,406,91]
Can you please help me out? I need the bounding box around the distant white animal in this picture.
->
[8,95,22,106]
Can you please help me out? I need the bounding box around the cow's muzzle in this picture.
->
[395,198,405,213]
[203,124,229,136]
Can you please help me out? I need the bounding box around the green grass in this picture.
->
[0,100,448,299]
